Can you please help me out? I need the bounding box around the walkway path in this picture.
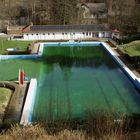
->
[31,43,39,54]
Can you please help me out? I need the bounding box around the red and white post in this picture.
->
[18,69,25,85]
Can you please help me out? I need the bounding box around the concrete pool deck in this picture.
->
[114,48,140,78]
[29,42,40,54]
[3,82,29,123]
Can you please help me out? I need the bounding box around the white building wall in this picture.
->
[23,31,110,40]
[98,32,110,38]
[24,34,28,40]
[98,32,103,38]
[105,32,111,38]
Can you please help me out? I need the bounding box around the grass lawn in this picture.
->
[0,37,32,54]
[0,87,12,122]
[119,40,140,57]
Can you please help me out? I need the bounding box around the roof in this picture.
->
[23,24,110,33]
[112,29,120,33]
[7,26,24,30]
[7,25,23,35]
[82,3,107,14]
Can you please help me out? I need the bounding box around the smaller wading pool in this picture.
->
[0,42,140,123]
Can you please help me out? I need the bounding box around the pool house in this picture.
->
[22,24,111,40]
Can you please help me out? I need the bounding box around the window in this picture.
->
[43,33,45,35]
[96,33,99,38]
[36,34,38,35]
[48,33,50,35]
[73,33,75,35]
[86,32,88,36]
[83,32,85,34]
[62,33,64,35]
[32,34,34,35]
[26,34,28,36]
[53,33,55,35]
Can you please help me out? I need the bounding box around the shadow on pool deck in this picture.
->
[2,82,29,123]
[113,48,140,78]
[106,41,140,78]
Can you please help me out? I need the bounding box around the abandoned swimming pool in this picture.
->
[0,42,140,123]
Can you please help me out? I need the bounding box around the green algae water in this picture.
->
[32,46,140,121]
[0,58,43,81]
[0,45,140,121]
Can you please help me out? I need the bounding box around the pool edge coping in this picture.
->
[20,78,37,125]
[101,42,140,90]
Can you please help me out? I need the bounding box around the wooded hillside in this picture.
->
[0,0,139,34]
[0,0,78,25]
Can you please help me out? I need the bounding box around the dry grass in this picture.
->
[0,124,139,140]
[0,114,140,140]
[0,124,87,140]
